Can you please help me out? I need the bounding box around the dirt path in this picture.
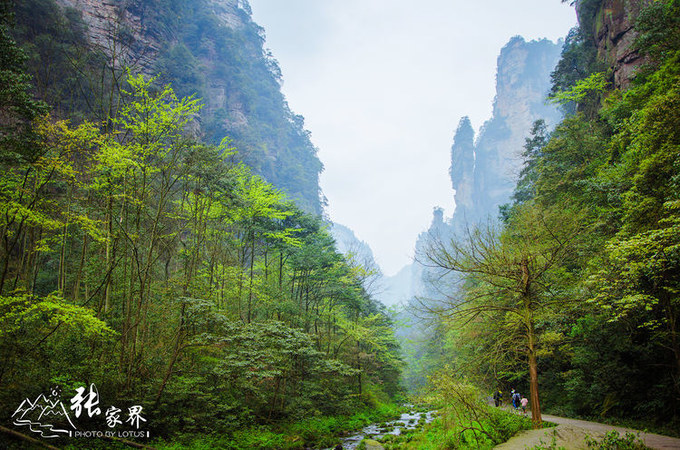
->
[494,414,680,449]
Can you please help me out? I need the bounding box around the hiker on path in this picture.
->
[493,390,503,407]
[511,390,521,409]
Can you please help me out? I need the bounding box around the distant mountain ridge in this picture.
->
[389,36,564,304]
[340,38,564,308]
[329,223,376,265]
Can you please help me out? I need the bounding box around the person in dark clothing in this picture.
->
[512,390,521,409]
[493,390,503,407]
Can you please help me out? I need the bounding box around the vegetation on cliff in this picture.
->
[3,0,680,447]
[417,0,680,433]
[12,0,323,214]
[0,1,403,447]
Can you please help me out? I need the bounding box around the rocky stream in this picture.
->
[326,407,436,450]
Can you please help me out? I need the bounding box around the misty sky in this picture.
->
[248,0,577,276]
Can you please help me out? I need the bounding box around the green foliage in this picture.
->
[0,291,114,338]
[426,0,680,431]
[0,68,403,447]
[508,119,551,207]
[550,25,603,115]
[389,373,531,449]
[0,1,398,447]
[12,0,105,123]
[538,6,680,424]
[585,431,650,450]
[0,0,47,163]
[634,0,680,65]
[549,71,610,116]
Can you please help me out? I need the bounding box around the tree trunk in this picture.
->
[105,193,112,312]
[521,258,542,427]
[247,237,255,323]
[527,319,542,428]
[155,301,186,406]
[74,234,88,303]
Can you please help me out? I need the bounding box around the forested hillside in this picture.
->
[0,0,403,448]
[419,0,680,432]
[3,0,680,447]
[397,36,563,395]
[12,0,323,214]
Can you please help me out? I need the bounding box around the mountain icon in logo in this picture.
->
[12,393,76,438]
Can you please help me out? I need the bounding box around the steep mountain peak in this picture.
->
[494,37,565,121]
[466,36,563,224]
[450,116,475,217]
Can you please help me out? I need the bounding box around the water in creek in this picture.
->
[331,408,436,450]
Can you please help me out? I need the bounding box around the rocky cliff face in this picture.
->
[449,117,475,224]
[404,36,563,304]
[330,223,379,271]
[452,37,563,232]
[577,0,651,89]
[365,36,566,308]
[55,0,163,72]
[329,222,390,304]
[46,0,323,214]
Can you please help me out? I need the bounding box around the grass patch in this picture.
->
[585,430,651,450]
[376,406,532,449]
[152,401,405,449]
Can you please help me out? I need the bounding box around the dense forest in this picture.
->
[418,0,680,436]
[10,0,324,214]
[2,0,680,448]
[0,0,403,448]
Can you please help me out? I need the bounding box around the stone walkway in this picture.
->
[494,414,680,449]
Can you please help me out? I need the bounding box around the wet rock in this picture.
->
[362,439,384,450]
